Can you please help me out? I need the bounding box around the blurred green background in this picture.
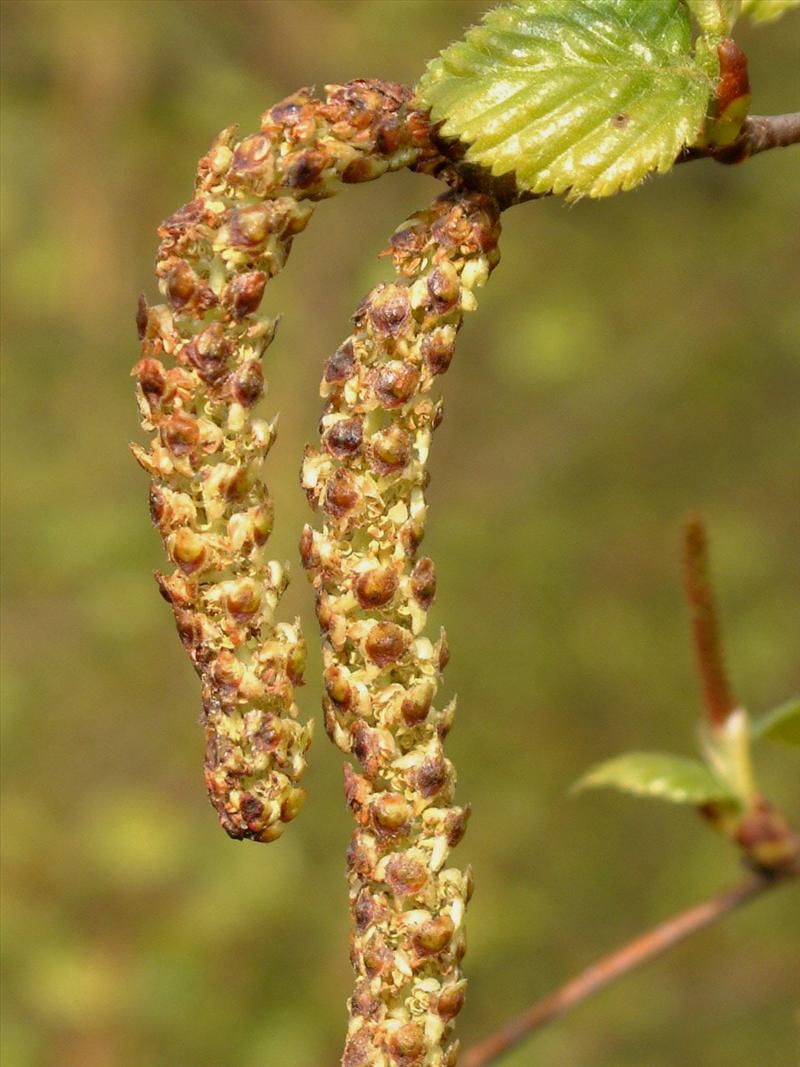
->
[2,2,798,1065]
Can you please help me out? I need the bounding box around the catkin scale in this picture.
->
[132,81,438,842]
[302,190,502,1064]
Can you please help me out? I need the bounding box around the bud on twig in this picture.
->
[684,517,800,874]
[133,82,436,841]
[302,189,502,1063]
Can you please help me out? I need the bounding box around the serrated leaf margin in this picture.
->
[416,0,715,201]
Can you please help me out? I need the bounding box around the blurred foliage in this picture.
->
[752,698,800,745]
[573,752,737,805]
[1,3,798,1066]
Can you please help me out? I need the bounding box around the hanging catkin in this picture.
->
[301,188,502,1065]
[132,81,436,842]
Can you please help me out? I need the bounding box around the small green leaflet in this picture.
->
[573,752,737,804]
[687,0,742,35]
[416,0,714,201]
[751,699,800,747]
[741,0,800,23]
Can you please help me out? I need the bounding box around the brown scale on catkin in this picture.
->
[131,81,438,843]
[301,189,502,1065]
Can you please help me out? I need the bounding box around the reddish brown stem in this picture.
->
[683,515,736,728]
[461,873,788,1067]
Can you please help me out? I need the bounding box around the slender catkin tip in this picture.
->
[132,82,435,842]
[682,513,735,728]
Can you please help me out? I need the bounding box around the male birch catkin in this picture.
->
[131,81,435,842]
[301,189,502,1066]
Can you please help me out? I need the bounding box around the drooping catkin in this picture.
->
[131,81,435,842]
[301,189,502,1064]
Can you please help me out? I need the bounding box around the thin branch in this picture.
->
[679,112,800,165]
[460,872,791,1067]
[683,514,736,728]
[738,112,800,154]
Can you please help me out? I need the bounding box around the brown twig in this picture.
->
[679,112,800,165]
[460,872,791,1067]
[683,514,736,728]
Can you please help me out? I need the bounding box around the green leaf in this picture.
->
[687,0,742,35]
[416,0,714,201]
[741,0,800,24]
[573,752,737,804]
[751,699,800,747]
